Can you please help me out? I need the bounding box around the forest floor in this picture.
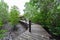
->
[0,23,26,40]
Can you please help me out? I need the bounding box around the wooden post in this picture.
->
[29,20,31,32]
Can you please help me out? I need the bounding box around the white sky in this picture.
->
[4,0,29,15]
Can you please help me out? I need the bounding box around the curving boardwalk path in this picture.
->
[15,24,51,40]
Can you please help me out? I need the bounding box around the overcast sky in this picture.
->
[4,0,29,15]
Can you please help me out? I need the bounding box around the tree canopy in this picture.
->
[24,0,60,35]
[9,6,20,25]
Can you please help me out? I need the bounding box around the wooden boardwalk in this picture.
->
[15,24,51,40]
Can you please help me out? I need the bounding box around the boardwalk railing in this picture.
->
[19,20,28,30]
[19,20,31,32]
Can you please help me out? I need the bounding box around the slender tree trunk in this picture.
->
[13,24,18,31]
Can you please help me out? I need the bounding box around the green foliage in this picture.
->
[0,0,21,39]
[0,0,9,23]
[0,30,7,39]
[0,0,20,38]
[0,20,3,27]
[0,0,9,38]
[0,20,3,30]
[9,6,20,25]
[24,0,60,35]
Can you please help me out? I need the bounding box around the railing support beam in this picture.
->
[29,20,31,32]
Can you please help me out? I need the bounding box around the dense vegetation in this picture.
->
[0,0,60,39]
[9,6,20,31]
[24,0,60,36]
[0,0,9,38]
[0,0,20,38]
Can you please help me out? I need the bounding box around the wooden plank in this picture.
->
[17,21,52,40]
